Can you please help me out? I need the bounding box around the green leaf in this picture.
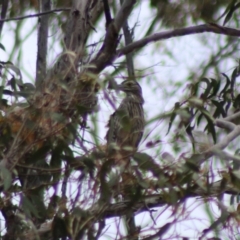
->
[223,1,240,26]
[207,79,220,99]
[201,109,216,143]
[230,171,240,189]
[195,78,210,97]
[166,102,179,135]
[233,93,240,109]
[217,0,236,20]
[212,100,226,118]
[133,152,161,177]
[0,166,12,190]
[4,62,23,85]
[185,158,200,172]
[231,67,239,95]
[201,78,213,99]
[50,112,66,123]
[0,43,5,51]
[220,73,230,96]
[197,112,203,126]
[50,146,64,182]
[52,215,68,238]
[21,195,40,218]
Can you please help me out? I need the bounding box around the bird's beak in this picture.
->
[116,84,125,91]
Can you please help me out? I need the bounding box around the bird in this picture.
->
[106,80,145,161]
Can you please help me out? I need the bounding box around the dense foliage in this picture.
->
[1,0,240,239]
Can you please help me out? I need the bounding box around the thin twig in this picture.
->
[0,8,70,22]
[0,0,9,36]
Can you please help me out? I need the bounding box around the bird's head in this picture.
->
[118,80,142,96]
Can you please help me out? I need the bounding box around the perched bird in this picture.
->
[106,80,145,161]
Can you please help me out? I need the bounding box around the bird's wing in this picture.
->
[105,101,129,145]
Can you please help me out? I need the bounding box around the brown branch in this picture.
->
[121,0,135,79]
[8,144,239,239]
[27,177,240,238]
[97,180,240,219]
[114,0,137,33]
[103,0,112,27]
[89,0,136,73]
[116,23,240,59]
[120,0,137,237]
[0,8,70,22]
[35,0,51,90]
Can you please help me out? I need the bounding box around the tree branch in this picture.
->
[35,0,51,90]
[103,0,112,27]
[27,176,240,238]
[223,111,240,122]
[114,0,136,33]
[0,0,9,37]
[195,127,240,165]
[116,23,240,59]
[119,0,137,237]
[89,0,136,73]
[0,8,70,22]
[121,2,135,78]
[215,119,236,131]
